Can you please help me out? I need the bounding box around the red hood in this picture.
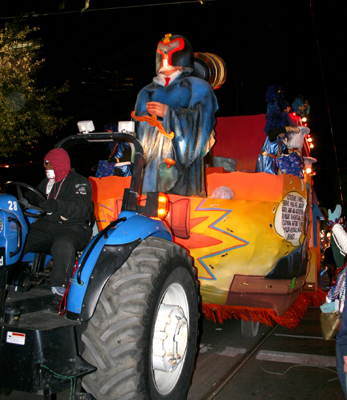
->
[44,148,71,182]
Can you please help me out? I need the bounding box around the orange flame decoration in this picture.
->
[131,111,174,140]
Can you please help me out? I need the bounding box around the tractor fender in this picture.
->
[0,194,29,267]
[66,211,172,322]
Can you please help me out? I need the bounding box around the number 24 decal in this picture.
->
[8,201,18,211]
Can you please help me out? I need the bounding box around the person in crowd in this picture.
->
[324,240,337,286]
[325,205,347,398]
[24,148,93,311]
[133,33,218,196]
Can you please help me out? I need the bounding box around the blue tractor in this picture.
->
[0,131,199,400]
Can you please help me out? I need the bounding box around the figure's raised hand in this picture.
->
[146,102,167,118]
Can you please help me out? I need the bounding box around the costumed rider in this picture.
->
[134,33,218,197]
[278,125,310,179]
[276,95,311,179]
[291,95,310,122]
[95,123,132,177]
[321,205,347,398]
[24,148,93,311]
[255,85,295,175]
[105,123,132,177]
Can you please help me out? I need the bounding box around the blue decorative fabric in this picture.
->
[95,161,132,178]
[95,161,117,177]
[134,72,218,196]
[255,137,286,174]
[312,204,323,247]
[277,152,304,179]
[264,104,291,133]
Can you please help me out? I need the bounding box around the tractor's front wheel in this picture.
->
[81,237,199,399]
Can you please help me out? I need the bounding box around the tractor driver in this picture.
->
[24,148,93,311]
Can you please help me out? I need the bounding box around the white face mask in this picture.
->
[46,169,55,179]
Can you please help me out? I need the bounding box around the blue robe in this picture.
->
[255,136,286,174]
[134,72,218,196]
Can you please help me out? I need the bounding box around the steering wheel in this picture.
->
[5,181,46,218]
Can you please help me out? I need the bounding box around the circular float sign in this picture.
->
[274,191,306,247]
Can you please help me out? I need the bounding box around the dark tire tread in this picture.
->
[81,237,198,400]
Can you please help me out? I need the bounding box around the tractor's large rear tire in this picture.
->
[81,237,199,400]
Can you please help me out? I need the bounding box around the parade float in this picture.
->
[88,34,323,335]
[87,112,322,334]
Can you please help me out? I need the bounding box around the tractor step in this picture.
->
[2,286,54,316]
[0,311,95,395]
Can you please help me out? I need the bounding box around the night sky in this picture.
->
[1,0,344,211]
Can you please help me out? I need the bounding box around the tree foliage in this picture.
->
[0,21,69,157]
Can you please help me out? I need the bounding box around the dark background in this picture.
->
[0,0,344,212]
